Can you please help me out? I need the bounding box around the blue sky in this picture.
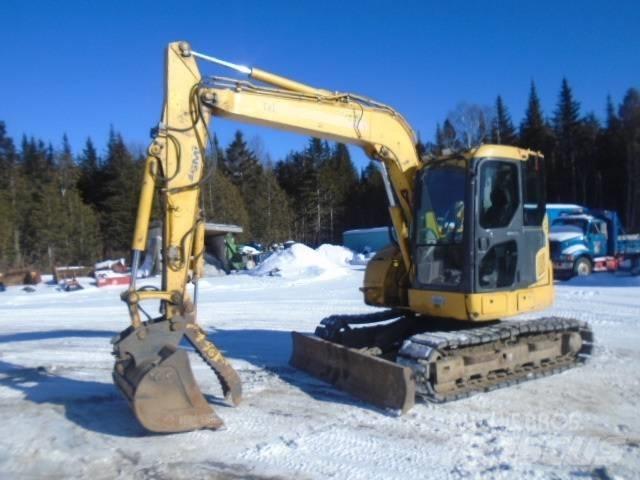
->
[0,0,637,169]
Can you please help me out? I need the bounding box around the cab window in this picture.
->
[523,155,546,226]
[479,161,519,229]
[414,163,466,289]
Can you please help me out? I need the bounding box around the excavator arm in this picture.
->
[112,41,423,432]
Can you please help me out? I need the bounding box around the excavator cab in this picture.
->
[411,147,551,320]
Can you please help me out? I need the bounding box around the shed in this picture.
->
[343,227,392,253]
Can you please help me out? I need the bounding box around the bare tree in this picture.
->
[446,102,494,149]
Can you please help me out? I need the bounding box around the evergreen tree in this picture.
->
[21,136,52,185]
[519,82,555,200]
[203,169,251,242]
[19,138,57,267]
[594,96,626,213]
[246,166,294,244]
[61,189,102,265]
[201,135,225,222]
[98,129,141,257]
[354,161,389,228]
[274,139,327,244]
[53,135,101,265]
[491,96,517,145]
[56,134,80,200]
[221,131,272,241]
[440,119,458,150]
[301,138,330,244]
[0,122,22,268]
[619,88,640,229]
[77,137,102,207]
[434,123,443,150]
[576,113,600,206]
[552,78,582,202]
[318,143,359,242]
[16,136,102,268]
[223,130,263,190]
[0,122,16,187]
[520,82,554,151]
[210,134,225,170]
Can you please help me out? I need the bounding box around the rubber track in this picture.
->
[397,316,594,402]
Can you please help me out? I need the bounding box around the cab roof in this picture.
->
[471,144,541,161]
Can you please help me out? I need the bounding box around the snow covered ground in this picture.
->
[0,255,639,479]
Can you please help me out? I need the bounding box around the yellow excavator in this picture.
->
[112,41,593,433]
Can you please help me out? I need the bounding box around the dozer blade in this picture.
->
[290,332,415,412]
[112,318,229,433]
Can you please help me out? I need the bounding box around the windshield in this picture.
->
[415,163,466,246]
[552,218,588,235]
[414,161,466,288]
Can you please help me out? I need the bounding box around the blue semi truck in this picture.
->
[548,207,640,278]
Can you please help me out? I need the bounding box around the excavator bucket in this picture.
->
[112,318,235,433]
[290,332,416,412]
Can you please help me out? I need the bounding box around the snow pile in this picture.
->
[250,243,347,279]
[350,251,375,265]
[94,258,126,270]
[249,243,371,279]
[240,245,261,255]
[315,243,375,266]
[315,244,354,266]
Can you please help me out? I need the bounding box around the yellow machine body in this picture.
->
[113,41,590,432]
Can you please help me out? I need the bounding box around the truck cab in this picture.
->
[550,214,608,277]
[549,209,639,278]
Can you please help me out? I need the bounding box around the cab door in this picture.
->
[587,220,608,257]
[473,156,546,292]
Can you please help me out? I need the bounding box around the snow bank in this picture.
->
[240,245,261,255]
[94,258,126,270]
[315,244,375,266]
[350,252,375,265]
[250,243,347,279]
[315,244,354,266]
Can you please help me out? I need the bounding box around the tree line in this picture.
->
[432,81,640,229]
[0,125,386,271]
[0,78,638,271]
